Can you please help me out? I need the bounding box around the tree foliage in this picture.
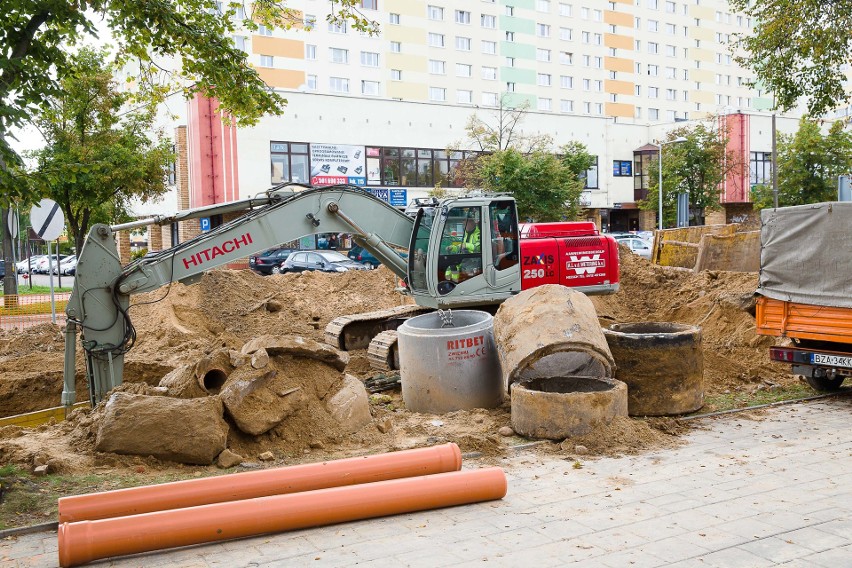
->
[752,118,852,209]
[640,121,737,227]
[473,149,584,222]
[730,0,852,117]
[29,48,174,254]
[0,0,379,207]
[460,95,552,153]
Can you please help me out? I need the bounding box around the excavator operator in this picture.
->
[444,211,482,283]
[448,213,481,254]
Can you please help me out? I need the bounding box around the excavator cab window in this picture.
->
[408,207,434,293]
[438,206,483,292]
[489,201,519,271]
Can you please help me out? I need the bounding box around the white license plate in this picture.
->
[812,353,852,369]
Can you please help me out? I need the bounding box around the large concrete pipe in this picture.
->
[59,443,462,523]
[58,467,508,567]
[493,285,615,392]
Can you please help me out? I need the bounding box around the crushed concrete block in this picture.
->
[326,374,372,433]
[220,370,306,436]
[258,451,274,461]
[216,449,244,469]
[95,393,229,465]
[251,348,269,369]
[241,335,349,371]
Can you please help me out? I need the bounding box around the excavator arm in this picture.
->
[63,185,414,406]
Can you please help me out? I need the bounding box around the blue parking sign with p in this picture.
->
[200,217,211,232]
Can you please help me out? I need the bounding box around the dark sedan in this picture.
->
[281,250,371,273]
[249,248,294,275]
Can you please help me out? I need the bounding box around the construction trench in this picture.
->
[0,247,797,562]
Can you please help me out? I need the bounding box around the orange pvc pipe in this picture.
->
[59,467,507,567]
[59,443,462,523]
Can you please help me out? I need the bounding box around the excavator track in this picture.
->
[324,305,431,352]
[367,330,400,372]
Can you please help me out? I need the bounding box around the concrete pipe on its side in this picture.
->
[58,443,462,523]
[58,467,508,567]
[511,376,628,440]
[493,285,616,392]
[603,322,704,416]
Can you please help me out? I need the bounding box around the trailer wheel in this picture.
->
[805,374,846,392]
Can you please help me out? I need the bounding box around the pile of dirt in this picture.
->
[0,251,794,474]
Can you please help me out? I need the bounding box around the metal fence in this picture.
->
[0,293,69,330]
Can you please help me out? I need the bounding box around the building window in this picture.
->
[361,51,379,67]
[389,13,400,24]
[560,51,573,65]
[538,73,552,86]
[456,63,472,77]
[649,108,659,120]
[428,33,445,47]
[560,75,573,88]
[391,69,402,80]
[481,14,497,28]
[538,98,552,111]
[559,3,572,16]
[505,31,515,41]
[648,20,658,32]
[329,48,348,64]
[505,56,515,67]
[537,0,551,12]
[390,41,401,52]
[260,54,274,67]
[482,92,498,106]
[560,27,572,40]
[429,60,446,74]
[362,80,380,96]
[270,142,310,184]
[536,23,551,37]
[232,36,247,51]
[306,74,317,90]
[613,160,632,177]
[482,40,497,54]
[429,87,447,101]
[456,36,471,51]
[537,48,551,62]
[506,82,516,92]
[305,44,317,60]
[648,87,659,98]
[367,147,478,187]
[482,66,497,80]
[303,14,316,30]
[361,0,377,9]
[560,99,574,112]
[428,5,443,20]
[648,42,659,54]
[458,90,473,104]
[257,25,273,36]
[329,77,349,93]
[750,152,773,186]
[328,21,347,34]
[455,10,471,24]
[584,157,599,188]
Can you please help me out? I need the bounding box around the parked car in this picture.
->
[281,250,371,273]
[347,245,380,269]
[16,255,45,273]
[34,254,69,274]
[249,248,295,275]
[52,255,78,275]
[618,237,653,260]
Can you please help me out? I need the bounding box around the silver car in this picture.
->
[619,237,652,260]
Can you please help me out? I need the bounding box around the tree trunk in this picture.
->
[0,131,19,297]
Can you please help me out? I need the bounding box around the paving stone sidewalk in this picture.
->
[3,398,851,567]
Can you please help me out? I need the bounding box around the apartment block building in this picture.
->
[175,0,805,233]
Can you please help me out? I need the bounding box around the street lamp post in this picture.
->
[652,137,688,230]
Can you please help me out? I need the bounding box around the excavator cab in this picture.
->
[407,197,521,309]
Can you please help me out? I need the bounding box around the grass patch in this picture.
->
[698,383,817,415]
[0,468,233,530]
[13,285,73,295]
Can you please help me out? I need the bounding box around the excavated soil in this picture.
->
[0,252,793,475]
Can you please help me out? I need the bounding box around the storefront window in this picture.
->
[270,142,309,184]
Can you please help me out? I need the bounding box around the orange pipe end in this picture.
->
[59,442,461,523]
[58,467,507,567]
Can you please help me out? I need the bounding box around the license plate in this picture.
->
[812,353,852,369]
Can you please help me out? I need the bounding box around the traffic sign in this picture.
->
[7,209,18,238]
[30,199,65,241]
[200,217,211,232]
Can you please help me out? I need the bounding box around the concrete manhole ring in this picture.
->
[510,376,628,440]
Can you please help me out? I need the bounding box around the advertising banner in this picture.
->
[368,188,408,207]
[310,144,367,186]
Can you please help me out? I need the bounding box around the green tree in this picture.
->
[29,49,174,254]
[472,150,583,222]
[1,0,377,293]
[730,0,852,117]
[640,122,736,227]
[752,118,852,209]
